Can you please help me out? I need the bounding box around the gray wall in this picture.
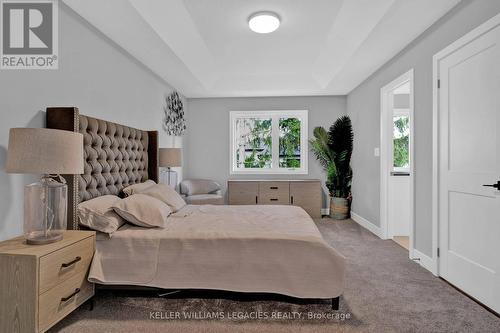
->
[185,96,346,208]
[0,4,181,241]
[347,0,500,256]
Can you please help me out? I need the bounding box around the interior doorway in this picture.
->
[380,70,414,257]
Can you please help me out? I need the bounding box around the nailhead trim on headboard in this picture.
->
[72,109,80,230]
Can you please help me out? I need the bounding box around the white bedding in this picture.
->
[88,204,345,298]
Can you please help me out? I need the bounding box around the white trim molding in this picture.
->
[432,12,500,279]
[413,249,438,276]
[379,69,415,257]
[351,212,383,239]
[229,110,308,175]
[351,211,438,276]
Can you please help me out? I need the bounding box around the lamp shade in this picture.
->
[159,148,182,167]
[6,128,84,174]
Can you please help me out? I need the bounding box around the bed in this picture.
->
[46,107,346,308]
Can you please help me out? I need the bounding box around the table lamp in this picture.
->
[6,128,84,245]
[159,148,182,188]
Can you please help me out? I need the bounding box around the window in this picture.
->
[230,110,308,174]
[392,109,410,172]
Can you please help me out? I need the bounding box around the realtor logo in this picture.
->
[1,0,58,69]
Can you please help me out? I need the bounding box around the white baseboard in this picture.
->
[350,212,439,276]
[350,211,383,238]
[412,249,437,276]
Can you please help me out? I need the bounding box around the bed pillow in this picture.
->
[112,194,171,228]
[122,180,156,196]
[77,195,125,235]
[140,183,187,212]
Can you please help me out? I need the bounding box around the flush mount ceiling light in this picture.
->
[248,12,280,34]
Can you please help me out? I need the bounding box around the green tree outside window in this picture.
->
[279,117,301,168]
[393,116,409,168]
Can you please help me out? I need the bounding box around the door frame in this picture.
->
[432,12,500,277]
[380,69,415,259]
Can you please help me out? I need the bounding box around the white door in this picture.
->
[438,24,500,313]
[389,91,412,238]
[389,175,410,236]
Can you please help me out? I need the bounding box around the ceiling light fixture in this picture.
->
[248,12,280,34]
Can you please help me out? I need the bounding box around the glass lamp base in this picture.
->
[160,168,178,188]
[26,231,63,245]
[24,176,68,246]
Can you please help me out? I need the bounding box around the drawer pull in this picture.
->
[61,256,81,268]
[61,288,80,302]
[270,198,278,201]
[270,186,278,189]
[291,196,294,204]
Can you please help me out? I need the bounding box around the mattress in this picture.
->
[88,205,345,299]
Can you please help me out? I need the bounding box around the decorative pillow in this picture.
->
[122,180,156,196]
[77,195,125,235]
[112,194,172,228]
[140,183,187,212]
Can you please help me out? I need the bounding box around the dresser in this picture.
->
[0,230,96,333]
[227,180,322,218]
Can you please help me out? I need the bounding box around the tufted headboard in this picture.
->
[46,107,158,229]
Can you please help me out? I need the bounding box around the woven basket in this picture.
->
[330,197,349,220]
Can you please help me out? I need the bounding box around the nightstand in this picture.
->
[0,230,96,333]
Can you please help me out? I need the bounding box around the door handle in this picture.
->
[482,181,500,189]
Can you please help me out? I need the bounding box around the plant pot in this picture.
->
[330,197,349,220]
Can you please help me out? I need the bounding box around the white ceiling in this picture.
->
[63,0,460,98]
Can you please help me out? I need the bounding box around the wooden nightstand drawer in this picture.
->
[38,272,94,332]
[39,236,94,294]
[0,230,95,333]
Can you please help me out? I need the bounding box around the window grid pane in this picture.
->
[393,115,410,168]
[279,117,301,168]
[235,118,272,169]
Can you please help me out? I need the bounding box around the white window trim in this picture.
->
[229,110,308,175]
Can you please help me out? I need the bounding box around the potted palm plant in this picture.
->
[310,116,353,219]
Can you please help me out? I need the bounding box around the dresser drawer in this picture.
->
[258,194,289,204]
[258,182,290,204]
[39,236,94,294]
[38,271,93,332]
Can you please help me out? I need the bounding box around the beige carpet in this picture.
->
[50,218,500,333]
